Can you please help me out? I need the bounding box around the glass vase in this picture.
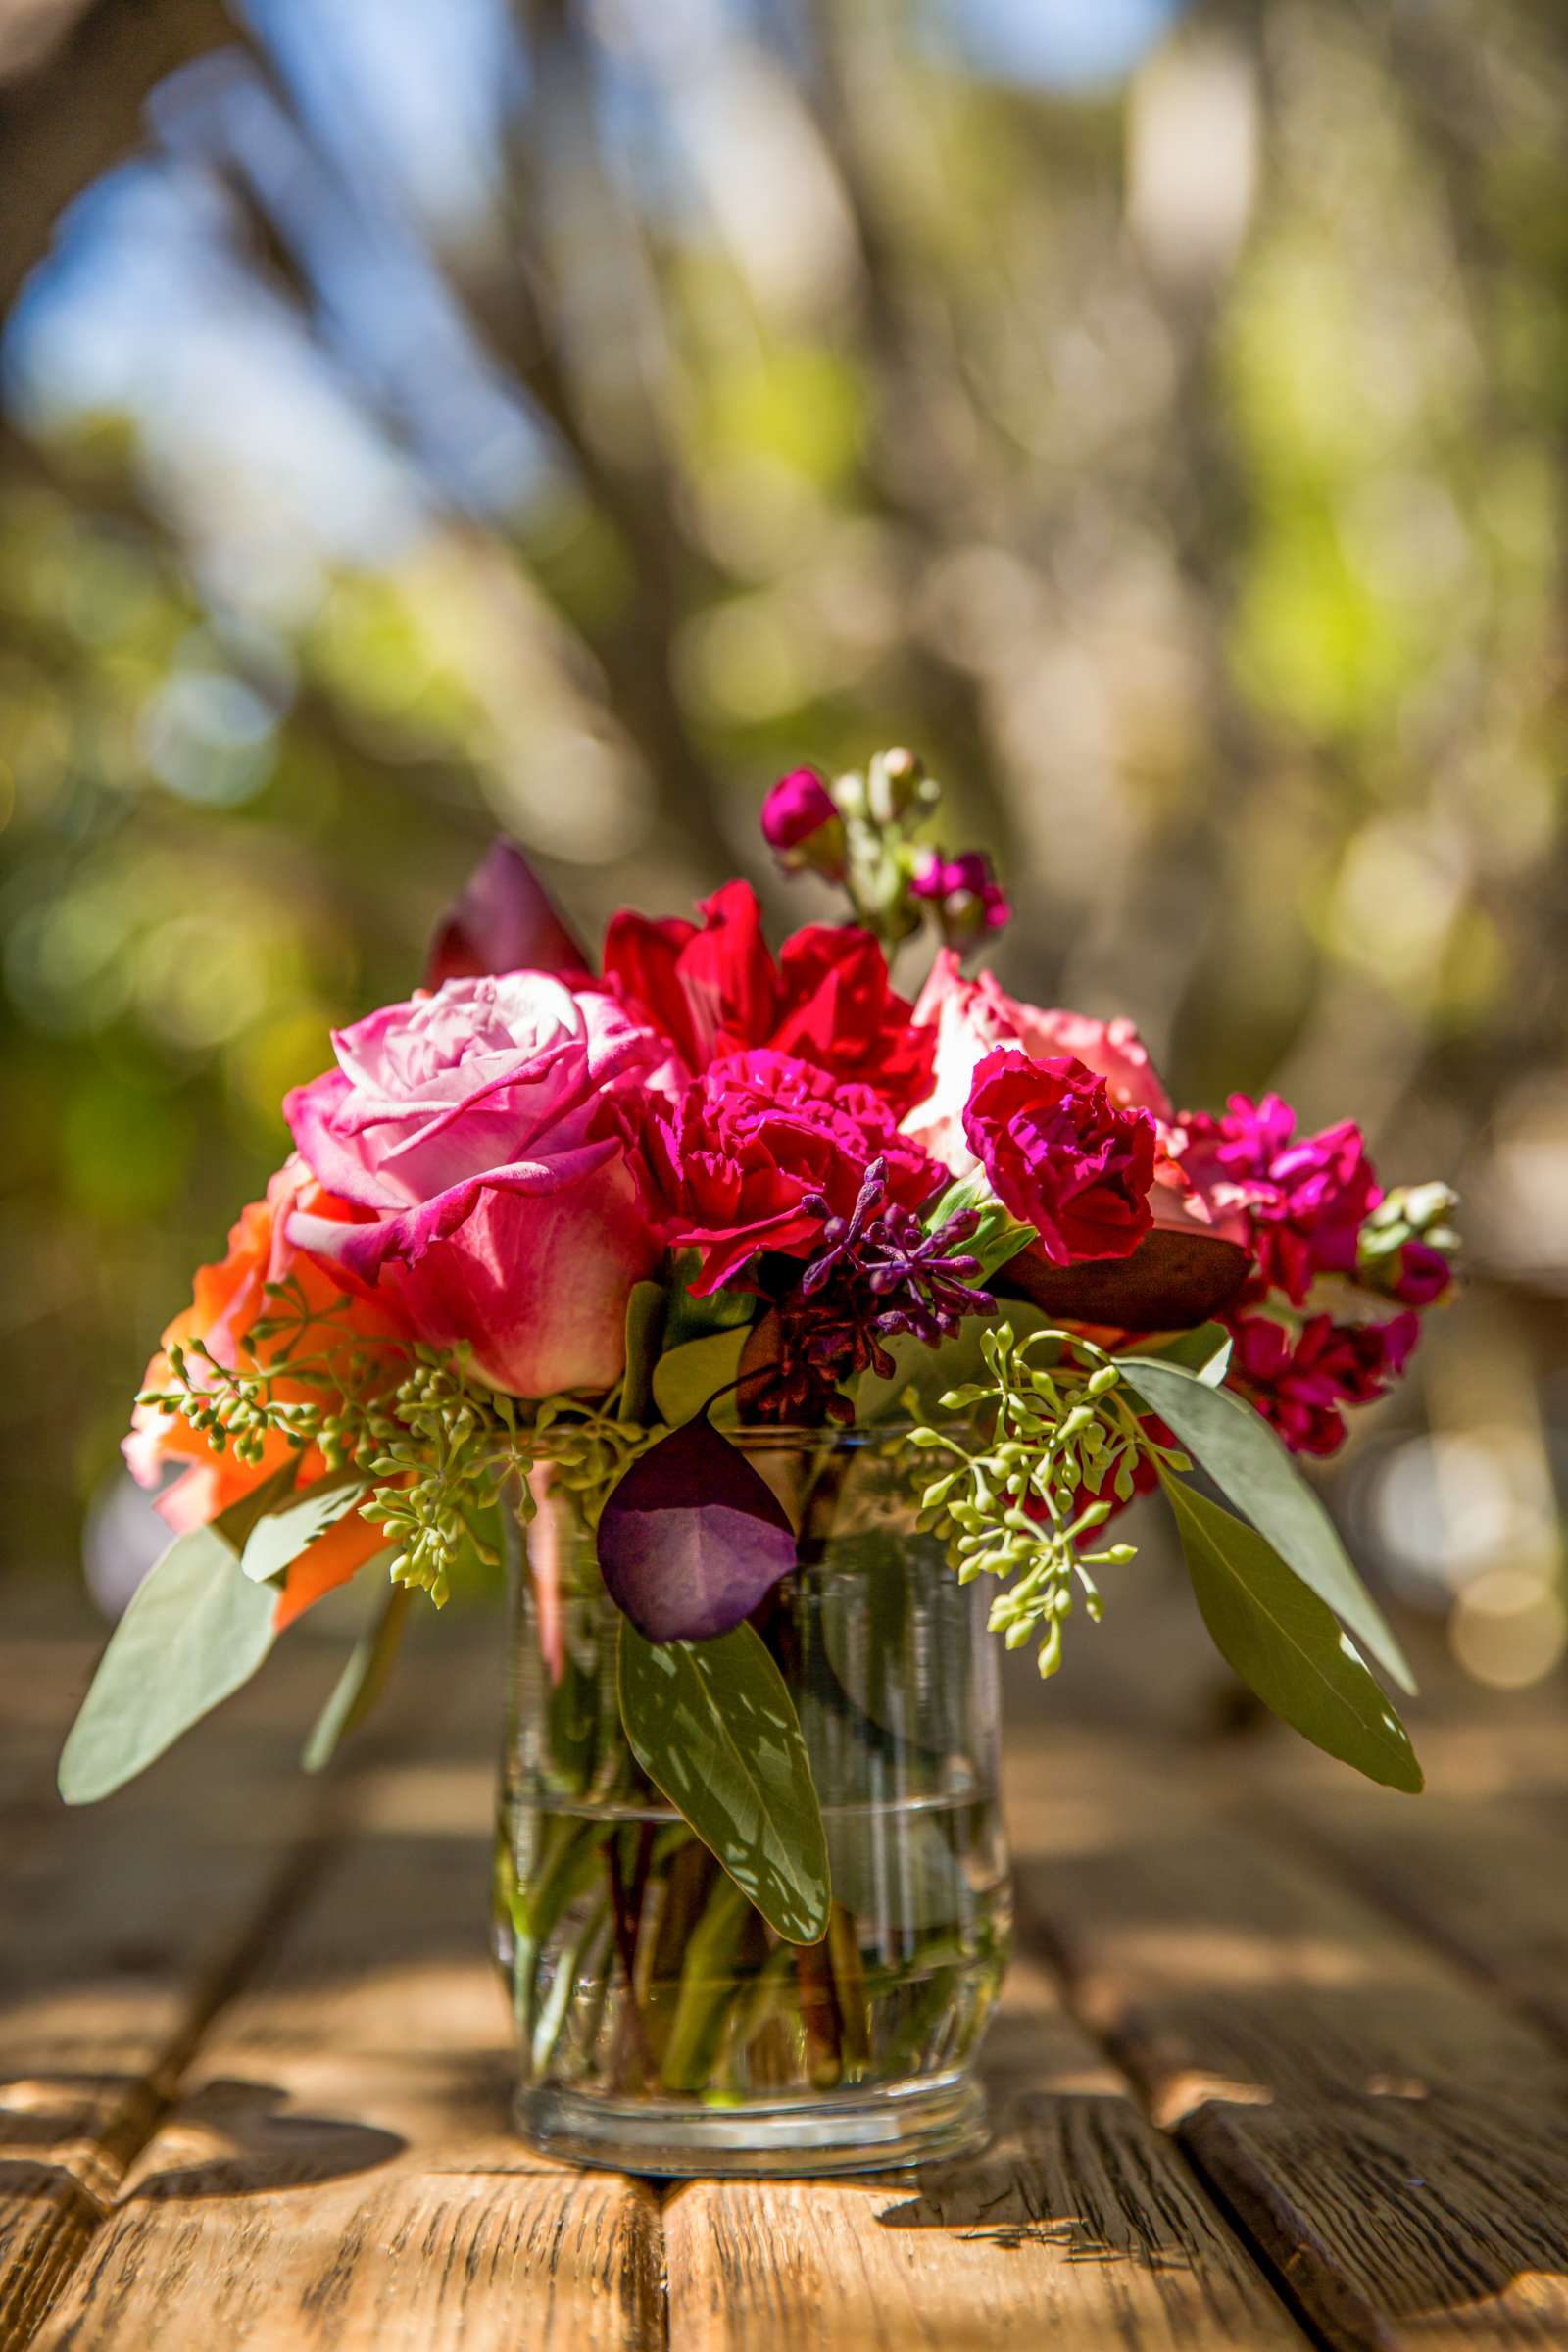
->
[492,1427,1011,2177]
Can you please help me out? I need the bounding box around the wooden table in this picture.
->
[3,1587,1567,2351]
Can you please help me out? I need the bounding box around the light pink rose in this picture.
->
[902,951,1173,1170]
[283,972,664,1396]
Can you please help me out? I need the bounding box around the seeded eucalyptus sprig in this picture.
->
[532,1398,662,1530]
[910,1323,1187,1677]
[139,1284,542,1607]
[359,1346,526,1604]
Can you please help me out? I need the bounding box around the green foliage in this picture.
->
[240,1468,368,1584]
[363,1348,520,1603]
[139,1302,528,1607]
[302,1578,410,1773]
[650,1327,749,1427]
[617,1619,831,1945]
[910,1322,1181,1678]
[1116,1323,1234,1385]
[1163,1477,1422,1793]
[532,1400,660,1530]
[1357,1183,1461,1291]
[618,1280,666,1426]
[1113,1353,1416,1695]
[926,1168,1037,1281]
[59,1487,285,1803]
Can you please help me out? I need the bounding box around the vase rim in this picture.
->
[529,1416,925,1461]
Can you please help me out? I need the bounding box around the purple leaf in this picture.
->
[597,1417,798,1642]
[424,839,590,989]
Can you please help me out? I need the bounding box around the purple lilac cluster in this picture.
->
[758,1160,994,1423]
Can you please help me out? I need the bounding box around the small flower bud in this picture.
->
[760,768,848,881]
[908,847,1012,953]
[866,746,929,826]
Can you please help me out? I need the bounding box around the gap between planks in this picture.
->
[0,1617,497,2348]
[1006,1731,1568,2352]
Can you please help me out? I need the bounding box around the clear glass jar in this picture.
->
[492,1429,1011,2177]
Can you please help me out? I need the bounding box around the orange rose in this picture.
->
[124,1154,410,1631]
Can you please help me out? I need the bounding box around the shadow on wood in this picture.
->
[125,2078,405,2201]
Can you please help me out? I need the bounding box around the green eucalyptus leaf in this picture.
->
[1116,1353,1416,1695]
[619,1280,666,1426]
[240,1468,368,1585]
[1164,1476,1422,1793]
[301,1570,408,1773]
[617,1619,830,1943]
[662,1251,757,1349]
[1118,1321,1233,1386]
[59,1498,287,1804]
[651,1327,748,1428]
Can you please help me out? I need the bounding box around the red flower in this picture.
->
[603,880,935,1114]
[1227,1309,1420,1457]
[633,1049,937,1294]
[1181,1094,1377,1306]
[961,1049,1156,1266]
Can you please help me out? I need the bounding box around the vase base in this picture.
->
[515,2070,990,2179]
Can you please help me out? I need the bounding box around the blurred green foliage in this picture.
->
[3,0,1568,1674]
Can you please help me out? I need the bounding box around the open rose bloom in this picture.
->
[65,745,1459,1918]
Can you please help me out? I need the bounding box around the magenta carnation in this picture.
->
[633,1048,936,1294]
[961,1048,1156,1266]
[1227,1309,1420,1457]
[1182,1093,1378,1305]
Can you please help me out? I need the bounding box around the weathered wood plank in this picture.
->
[0,1629,343,2348]
[664,1949,1305,2351]
[25,1700,663,2349]
[1007,1735,1568,2352]
[0,1596,486,2343]
[1254,1769,1568,2059]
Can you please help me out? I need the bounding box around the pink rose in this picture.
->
[903,950,1173,1170]
[284,973,664,1396]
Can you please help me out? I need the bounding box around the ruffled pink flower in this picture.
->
[1227,1310,1420,1457]
[633,1048,936,1295]
[903,951,1172,1170]
[284,973,664,1396]
[1181,1094,1377,1306]
[961,1048,1156,1266]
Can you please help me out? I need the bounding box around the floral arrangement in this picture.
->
[61,749,1458,1958]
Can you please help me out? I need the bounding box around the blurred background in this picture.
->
[3,0,1566,1700]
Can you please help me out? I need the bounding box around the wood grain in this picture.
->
[24,1657,663,2351]
[1252,1749,1568,2055]
[1007,1734,1568,2352]
[0,1620,340,2348]
[664,1950,1305,2351]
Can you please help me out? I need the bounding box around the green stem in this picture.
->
[661,1876,756,2092]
